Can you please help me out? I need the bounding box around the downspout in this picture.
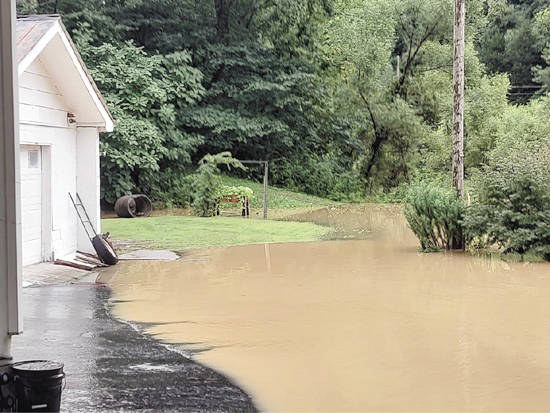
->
[0,0,23,366]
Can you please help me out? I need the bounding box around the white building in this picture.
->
[17,15,113,266]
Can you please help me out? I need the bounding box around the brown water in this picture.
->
[105,206,550,412]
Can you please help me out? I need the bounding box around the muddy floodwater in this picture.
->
[105,205,550,412]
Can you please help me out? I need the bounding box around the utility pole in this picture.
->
[452,0,465,197]
[0,0,23,368]
[263,161,268,219]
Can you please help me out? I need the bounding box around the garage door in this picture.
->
[21,145,42,266]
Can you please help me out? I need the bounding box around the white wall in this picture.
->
[19,56,101,262]
[76,127,100,254]
[19,58,69,127]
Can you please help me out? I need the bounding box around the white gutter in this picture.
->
[0,0,23,365]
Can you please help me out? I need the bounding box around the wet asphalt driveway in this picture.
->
[12,282,258,412]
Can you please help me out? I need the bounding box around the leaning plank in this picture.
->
[76,251,108,266]
[77,250,101,260]
[55,259,93,271]
[76,252,106,264]
[75,256,108,268]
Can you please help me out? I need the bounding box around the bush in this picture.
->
[270,156,365,202]
[191,152,245,217]
[153,175,195,209]
[79,40,204,206]
[463,146,550,260]
[404,181,465,251]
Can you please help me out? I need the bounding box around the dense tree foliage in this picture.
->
[18,0,350,202]
[324,0,494,189]
[476,0,550,102]
[79,40,205,204]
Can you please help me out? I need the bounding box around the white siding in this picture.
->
[76,127,101,254]
[19,57,82,262]
[19,58,69,128]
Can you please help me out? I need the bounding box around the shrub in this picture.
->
[191,152,245,217]
[154,175,195,209]
[463,146,550,260]
[404,181,465,251]
[270,156,365,202]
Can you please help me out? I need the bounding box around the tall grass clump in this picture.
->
[404,181,465,251]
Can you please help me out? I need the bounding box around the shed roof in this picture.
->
[16,15,56,63]
[16,15,113,132]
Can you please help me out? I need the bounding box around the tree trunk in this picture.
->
[214,0,230,43]
[364,130,387,183]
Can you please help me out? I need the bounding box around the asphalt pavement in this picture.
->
[11,280,258,412]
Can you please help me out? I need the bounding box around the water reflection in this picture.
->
[106,206,550,412]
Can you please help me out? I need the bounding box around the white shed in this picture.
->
[16,15,113,266]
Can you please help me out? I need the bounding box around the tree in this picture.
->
[17,0,359,201]
[77,39,204,204]
[325,0,454,189]
[101,0,339,177]
[477,0,550,103]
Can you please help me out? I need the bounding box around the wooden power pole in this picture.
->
[452,0,465,197]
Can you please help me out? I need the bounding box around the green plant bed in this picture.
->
[220,176,340,209]
[218,185,253,198]
[102,215,333,251]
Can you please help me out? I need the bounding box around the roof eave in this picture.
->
[17,18,114,132]
[56,20,114,131]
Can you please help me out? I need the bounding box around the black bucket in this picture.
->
[11,360,65,413]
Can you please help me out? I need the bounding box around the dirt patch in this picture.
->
[110,239,156,255]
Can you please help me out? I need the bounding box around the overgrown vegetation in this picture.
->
[404,181,464,251]
[12,0,496,203]
[463,146,550,260]
[191,153,245,217]
[406,97,550,261]
[219,186,254,199]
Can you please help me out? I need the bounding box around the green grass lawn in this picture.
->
[102,215,333,251]
[103,176,339,252]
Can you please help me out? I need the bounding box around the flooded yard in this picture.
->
[104,205,550,412]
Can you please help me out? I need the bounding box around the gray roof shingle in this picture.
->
[16,15,60,63]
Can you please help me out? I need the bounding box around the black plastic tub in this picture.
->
[114,194,152,218]
[11,360,65,412]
